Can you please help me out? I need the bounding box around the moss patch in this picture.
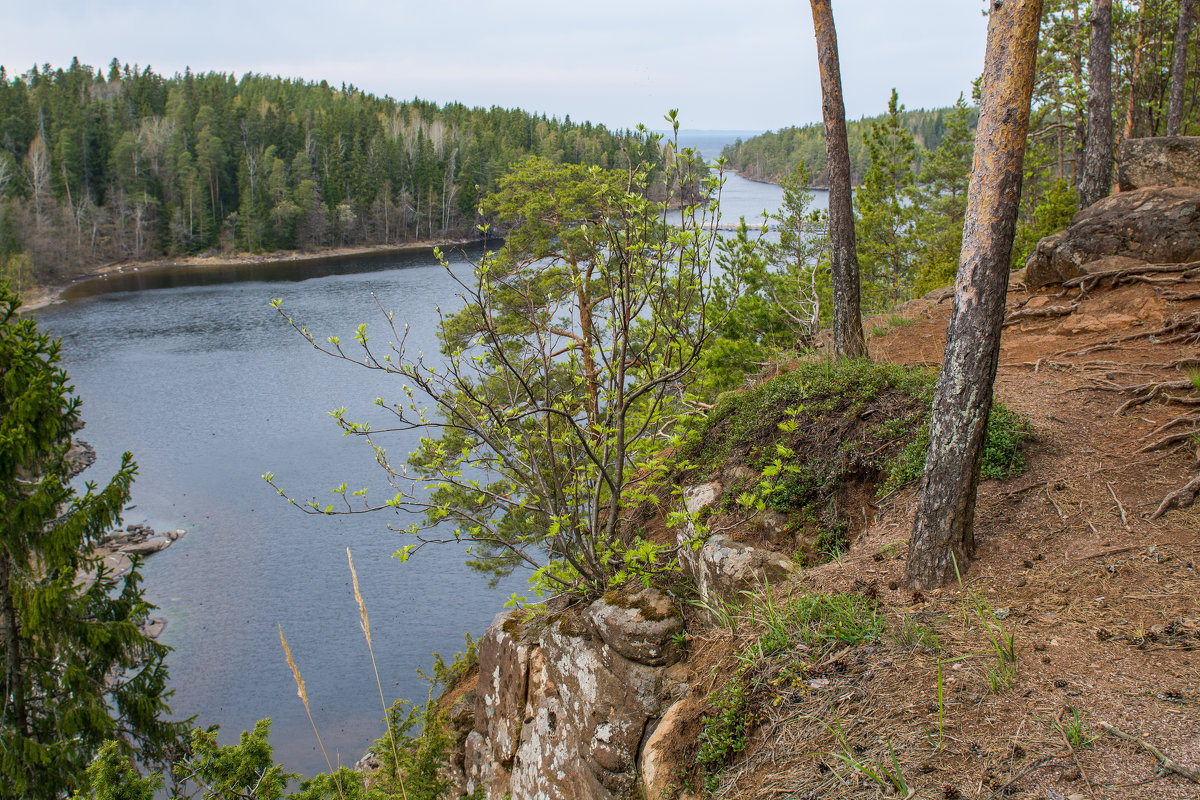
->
[677,358,1032,566]
[601,587,680,622]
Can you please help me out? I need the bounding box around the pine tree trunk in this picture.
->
[905,0,1042,590]
[1079,0,1113,209]
[810,0,867,359]
[1167,0,1196,136]
[0,553,26,737]
[1123,0,1147,140]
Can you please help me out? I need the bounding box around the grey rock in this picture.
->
[1024,187,1200,287]
[586,587,683,667]
[1118,136,1200,191]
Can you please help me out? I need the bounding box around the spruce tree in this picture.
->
[0,285,184,798]
[913,96,975,295]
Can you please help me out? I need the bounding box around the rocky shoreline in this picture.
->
[69,438,182,640]
[90,523,184,640]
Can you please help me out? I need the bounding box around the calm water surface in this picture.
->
[36,168,789,776]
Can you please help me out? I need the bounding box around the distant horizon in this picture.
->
[0,1,988,131]
[1,53,974,136]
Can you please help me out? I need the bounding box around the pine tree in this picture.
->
[0,285,184,799]
[913,95,975,295]
[855,88,919,311]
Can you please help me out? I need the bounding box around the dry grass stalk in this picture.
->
[348,548,408,799]
[279,623,345,800]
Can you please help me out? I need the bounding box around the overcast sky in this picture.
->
[2,1,990,132]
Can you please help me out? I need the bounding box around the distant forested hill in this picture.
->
[0,59,656,281]
[720,104,980,185]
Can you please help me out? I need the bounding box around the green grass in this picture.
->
[694,587,883,790]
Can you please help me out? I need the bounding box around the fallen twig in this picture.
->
[1045,487,1068,521]
[1100,722,1200,784]
[1074,544,1140,560]
[1107,482,1132,532]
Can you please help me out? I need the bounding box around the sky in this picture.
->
[2,1,990,133]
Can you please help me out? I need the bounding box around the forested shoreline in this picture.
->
[0,59,656,288]
[720,103,981,186]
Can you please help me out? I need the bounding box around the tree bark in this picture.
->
[1167,0,1196,136]
[0,553,27,737]
[1123,0,1146,140]
[1079,0,1113,209]
[810,0,867,359]
[905,0,1042,589]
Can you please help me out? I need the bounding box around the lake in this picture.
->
[35,154,806,776]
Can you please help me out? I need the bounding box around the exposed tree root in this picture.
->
[1063,261,1200,295]
[1058,313,1200,357]
[1149,473,1200,518]
[1157,289,1200,302]
[1140,428,1200,454]
[1003,303,1079,327]
[1100,721,1200,783]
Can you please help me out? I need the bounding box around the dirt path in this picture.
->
[714,271,1200,799]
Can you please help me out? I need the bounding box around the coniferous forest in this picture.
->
[0,59,654,284]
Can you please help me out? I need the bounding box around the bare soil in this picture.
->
[675,271,1200,800]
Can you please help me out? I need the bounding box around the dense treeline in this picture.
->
[0,59,655,285]
[723,0,1198,303]
[718,104,980,185]
[1014,0,1199,261]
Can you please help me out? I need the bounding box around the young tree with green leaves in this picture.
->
[855,88,919,310]
[269,122,724,599]
[0,285,184,799]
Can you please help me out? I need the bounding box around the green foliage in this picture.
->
[70,741,161,800]
[0,253,35,297]
[698,162,829,396]
[0,284,184,799]
[912,95,975,295]
[81,698,458,800]
[696,588,881,791]
[173,721,294,800]
[273,128,722,599]
[881,399,1034,496]
[692,358,936,470]
[0,59,655,278]
[367,699,456,800]
[855,89,919,311]
[1012,177,1077,269]
[696,669,751,791]
[720,103,979,184]
[418,633,478,694]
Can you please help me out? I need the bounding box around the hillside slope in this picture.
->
[692,268,1200,799]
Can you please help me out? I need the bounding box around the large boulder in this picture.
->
[1024,187,1200,288]
[465,591,686,800]
[1118,136,1200,190]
